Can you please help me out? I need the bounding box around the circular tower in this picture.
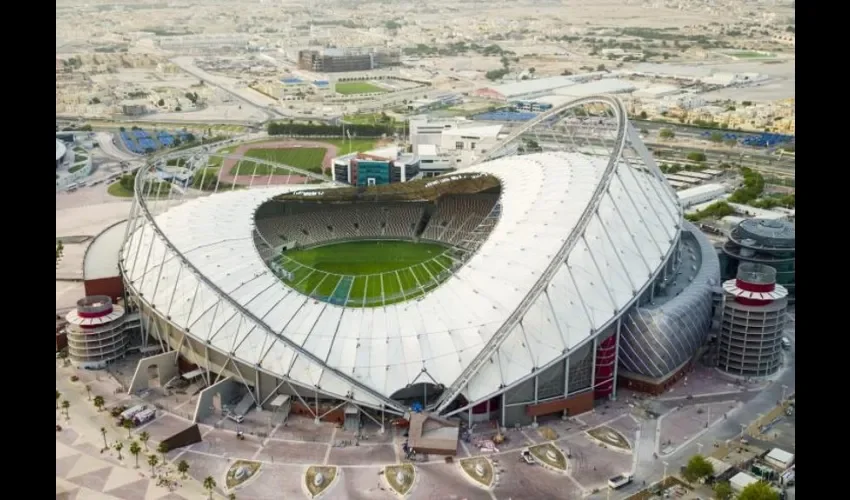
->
[716,263,788,377]
[65,296,129,369]
[722,218,795,302]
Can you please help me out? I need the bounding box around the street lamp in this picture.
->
[697,443,703,455]
[781,384,788,401]
[740,423,747,440]
[662,461,669,482]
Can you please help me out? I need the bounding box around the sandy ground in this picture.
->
[218,140,339,185]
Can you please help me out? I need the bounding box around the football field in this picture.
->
[278,240,456,307]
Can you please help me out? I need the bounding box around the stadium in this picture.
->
[121,96,719,433]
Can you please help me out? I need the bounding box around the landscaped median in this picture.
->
[383,464,415,496]
[528,443,568,472]
[304,465,337,498]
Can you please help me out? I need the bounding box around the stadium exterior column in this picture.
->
[612,318,621,400]
[255,369,262,410]
[532,375,539,425]
[562,356,570,418]
[500,394,506,429]
[590,337,598,390]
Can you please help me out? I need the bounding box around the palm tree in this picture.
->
[157,441,169,462]
[61,400,70,418]
[177,459,189,479]
[85,385,92,400]
[56,390,61,410]
[114,442,123,460]
[93,395,105,411]
[123,419,134,438]
[100,427,108,450]
[147,454,159,476]
[139,431,150,451]
[203,476,216,499]
[130,441,142,468]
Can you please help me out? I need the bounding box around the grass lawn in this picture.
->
[335,81,386,95]
[230,147,327,175]
[320,138,380,155]
[68,163,86,174]
[107,180,172,198]
[279,240,454,307]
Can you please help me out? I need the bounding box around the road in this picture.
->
[599,319,796,499]
[94,132,141,162]
[170,56,277,122]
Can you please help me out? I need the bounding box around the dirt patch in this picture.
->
[305,465,337,497]
[218,140,339,186]
[538,427,558,441]
[587,426,631,451]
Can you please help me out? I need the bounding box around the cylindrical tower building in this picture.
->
[65,296,129,369]
[716,263,788,377]
[722,218,795,302]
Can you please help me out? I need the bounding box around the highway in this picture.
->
[529,129,794,177]
[170,56,278,122]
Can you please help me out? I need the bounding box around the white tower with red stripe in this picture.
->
[716,263,788,377]
[65,296,129,369]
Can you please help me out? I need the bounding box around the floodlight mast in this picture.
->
[431,95,629,415]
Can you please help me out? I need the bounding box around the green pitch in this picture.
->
[229,147,327,175]
[278,240,456,307]
[335,81,386,95]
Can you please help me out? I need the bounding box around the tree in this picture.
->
[123,419,134,438]
[683,454,714,484]
[148,454,159,476]
[228,494,236,500]
[639,111,647,119]
[100,427,108,450]
[687,151,707,162]
[157,99,165,106]
[737,481,779,500]
[114,442,123,460]
[93,395,105,411]
[130,441,142,468]
[56,390,61,410]
[139,431,150,451]
[157,442,169,462]
[659,128,675,139]
[177,459,190,479]
[529,67,536,74]
[709,131,724,143]
[61,400,71,418]
[203,476,217,499]
[713,481,733,500]
[85,385,92,400]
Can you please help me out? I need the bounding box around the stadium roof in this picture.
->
[486,76,577,100]
[126,150,679,409]
[84,221,127,280]
[56,139,67,162]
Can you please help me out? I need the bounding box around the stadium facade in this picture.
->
[121,96,719,428]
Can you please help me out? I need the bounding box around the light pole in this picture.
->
[662,461,669,482]
[781,384,788,401]
[697,443,703,456]
[740,423,747,440]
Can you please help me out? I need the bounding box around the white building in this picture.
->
[765,448,795,470]
[677,184,727,208]
[730,472,759,492]
[408,116,503,168]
